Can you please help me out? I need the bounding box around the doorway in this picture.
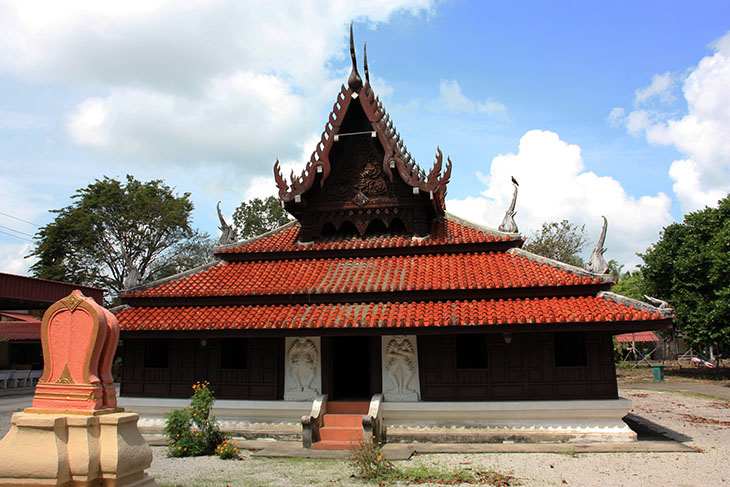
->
[328,336,380,400]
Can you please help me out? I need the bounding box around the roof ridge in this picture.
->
[123,259,222,295]
[508,247,615,283]
[215,220,298,252]
[598,291,675,318]
[445,212,521,240]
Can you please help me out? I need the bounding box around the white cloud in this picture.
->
[0,1,435,183]
[618,31,730,213]
[0,243,36,275]
[634,72,675,105]
[607,107,625,127]
[436,79,507,119]
[447,130,673,268]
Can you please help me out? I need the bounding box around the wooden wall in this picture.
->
[418,331,618,401]
[120,331,618,402]
[120,337,284,400]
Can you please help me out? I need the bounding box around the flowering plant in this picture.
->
[164,381,227,457]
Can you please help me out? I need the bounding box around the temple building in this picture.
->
[115,29,673,448]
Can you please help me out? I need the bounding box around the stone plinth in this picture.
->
[0,411,155,487]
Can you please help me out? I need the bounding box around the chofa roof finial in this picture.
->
[363,42,370,84]
[498,176,519,233]
[585,216,609,274]
[217,201,234,245]
[348,22,363,91]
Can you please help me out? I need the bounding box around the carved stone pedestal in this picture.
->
[0,411,156,487]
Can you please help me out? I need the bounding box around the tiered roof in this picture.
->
[117,216,671,333]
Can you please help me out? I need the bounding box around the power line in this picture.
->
[0,223,34,238]
[0,228,33,242]
[0,210,42,227]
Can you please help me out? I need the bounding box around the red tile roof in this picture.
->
[116,296,664,332]
[127,251,603,299]
[0,322,40,341]
[615,331,659,343]
[217,216,512,255]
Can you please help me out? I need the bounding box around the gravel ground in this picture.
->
[1,390,728,486]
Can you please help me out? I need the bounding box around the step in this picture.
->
[326,401,369,414]
[318,426,363,442]
[312,439,362,450]
[322,413,362,427]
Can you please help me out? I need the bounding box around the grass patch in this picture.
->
[349,442,520,485]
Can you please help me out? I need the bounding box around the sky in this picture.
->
[1,0,730,275]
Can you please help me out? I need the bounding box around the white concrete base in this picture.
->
[381,398,636,443]
[119,397,311,440]
[119,396,636,444]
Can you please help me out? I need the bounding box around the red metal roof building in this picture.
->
[115,29,673,446]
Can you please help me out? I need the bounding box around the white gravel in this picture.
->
[1,390,728,486]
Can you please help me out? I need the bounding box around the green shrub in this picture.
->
[164,381,227,457]
[216,438,240,460]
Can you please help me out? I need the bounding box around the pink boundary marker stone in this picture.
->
[31,290,120,412]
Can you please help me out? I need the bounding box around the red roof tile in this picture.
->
[127,251,603,298]
[615,331,659,343]
[0,322,41,340]
[116,296,665,332]
[217,216,511,255]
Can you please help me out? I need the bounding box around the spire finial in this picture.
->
[347,22,363,91]
[363,42,370,84]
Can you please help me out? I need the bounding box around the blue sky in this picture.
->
[1,0,729,275]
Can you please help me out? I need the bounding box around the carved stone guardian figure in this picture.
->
[284,337,321,401]
[382,335,420,401]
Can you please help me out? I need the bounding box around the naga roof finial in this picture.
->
[217,201,234,245]
[584,216,609,274]
[347,22,363,91]
[498,176,519,233]
[363,42,370,84]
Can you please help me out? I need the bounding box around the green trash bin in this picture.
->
[651,364,665,382]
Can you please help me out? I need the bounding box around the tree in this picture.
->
[232,196,292,240]
[640,195,730,350]
[611,270,646,301]
[523,220,588,267]
[146,231,215,282]
[30,175,197,296]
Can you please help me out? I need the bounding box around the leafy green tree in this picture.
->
[232,196,291,240]
[611,270,646,301]
[523,219,587,267]
[30,175,197,296]
[146,231,215,282]
[640,195,730,349]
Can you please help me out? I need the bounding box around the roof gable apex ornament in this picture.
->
[363,42,370,85]
[584,216,609,274]
[347,22,363,91]
[498,176,519,233]
[217,201,234,245]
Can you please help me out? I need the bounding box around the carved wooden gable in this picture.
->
[274,26,452,242]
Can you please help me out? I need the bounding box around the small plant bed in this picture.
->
[164,381,239,460]
[349,441,520,486]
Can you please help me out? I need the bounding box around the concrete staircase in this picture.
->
[312,401,368,450]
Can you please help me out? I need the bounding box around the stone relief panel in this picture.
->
[284,337,322,401]
[382,335,420,401]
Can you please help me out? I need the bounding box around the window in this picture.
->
[554,332,587,367]
[143,339,169,368]
[220,338,248,369]
[456,334,488,369]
